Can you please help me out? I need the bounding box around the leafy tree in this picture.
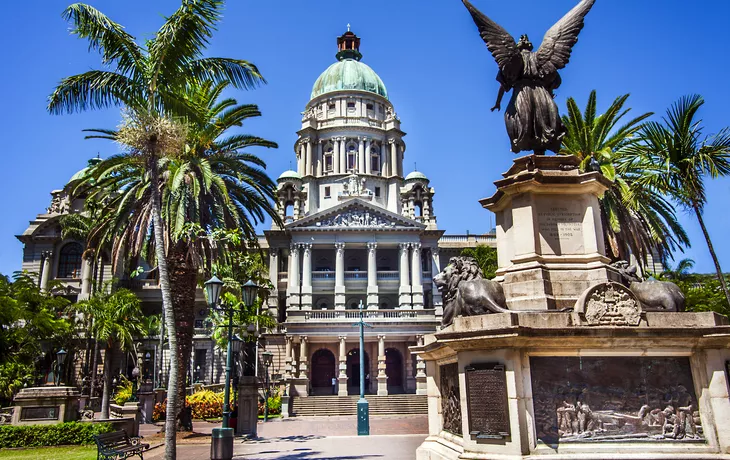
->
[459,245,498,279]
[0,273,72,404]
[49,1,267,452]
[660,258,696,282]
[74,288,144,419]
[627,95,730,309]
[561,91,689,265]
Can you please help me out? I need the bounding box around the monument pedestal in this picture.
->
[481,155,618,311]
[236,376,258,436]
[414,311,730,460]
[12,386,80,426]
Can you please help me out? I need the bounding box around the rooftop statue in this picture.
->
[462,0,596,154]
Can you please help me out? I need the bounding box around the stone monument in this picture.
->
[11,386,80,425]
[414,1,730,459]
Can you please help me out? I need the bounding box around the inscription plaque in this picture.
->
[536,198,585,255]
[20,406,59,421]
[465,363,510,439]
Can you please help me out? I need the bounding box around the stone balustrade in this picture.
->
[287,308,437,322]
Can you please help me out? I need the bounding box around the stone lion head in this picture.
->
[433,256,484,303]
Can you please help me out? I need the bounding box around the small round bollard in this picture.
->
[210,427,234,460]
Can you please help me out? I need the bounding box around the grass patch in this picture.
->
[0,445,96,460]
[257,414,282,420]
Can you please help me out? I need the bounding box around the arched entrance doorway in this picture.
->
[385,348,404,394]
[346,348,370,395]
[311,349,336,395]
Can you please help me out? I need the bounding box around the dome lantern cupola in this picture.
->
[336,26,362,61]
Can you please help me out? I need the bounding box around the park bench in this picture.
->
[93,430,149,460]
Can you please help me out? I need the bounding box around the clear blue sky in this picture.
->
[1,0,728,276]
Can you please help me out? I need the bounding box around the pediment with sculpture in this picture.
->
[287,199,424,231]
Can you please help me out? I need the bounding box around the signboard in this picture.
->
[465,363,510,439]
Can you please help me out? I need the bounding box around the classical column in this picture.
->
[334,242,346,310]
[267,248,279,317]
[316,140,323,176]
[300,243,313,310]
[297,143,304,175]
[366,242,378,310]
[390,140,398,178]
[333,138,341,174]
[411,242,424,309]
[339,137,347,174]
[305,139,313,176]
[430,248,443,315]
[79,255,93,300]
[298,336,308,379]
[365,139,372,175]
[358,137,365,173]
[285,335,294,379]
[398,243,411,308]
[287,243,301,309]
[376,335,388,396]
[40,250,53,292]
[382,141,390,177]
[409,198,416,219]
[415,335,427,395]
[338,336,348,396]
[293,197,300,220]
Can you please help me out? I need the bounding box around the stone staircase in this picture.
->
[291,394,427,417]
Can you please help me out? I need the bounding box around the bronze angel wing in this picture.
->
[535,0,596,75]
[462,0,520,71]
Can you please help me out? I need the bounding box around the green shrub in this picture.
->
[0,422,114,448]
[113,376,133,405]
[186,390,223,419]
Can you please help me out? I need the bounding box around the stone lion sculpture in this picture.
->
[611,261,686,312]
[434,256,510,327]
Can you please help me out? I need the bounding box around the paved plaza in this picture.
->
[141,416,428,460]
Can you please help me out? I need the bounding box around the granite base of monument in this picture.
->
[481,155,620,311]
[414,311,730,460]
[11,386,80,426]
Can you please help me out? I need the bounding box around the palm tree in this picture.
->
[48,2,265,454]
[73,288,144,419]
[561,90,690,265]
[77,80,280,418]
[627,95,730,307]
[660,258,695,281]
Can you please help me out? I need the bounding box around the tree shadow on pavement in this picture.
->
[235,452,383,460]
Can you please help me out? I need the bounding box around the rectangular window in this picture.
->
[371,155,380,172]
[325,155,333,171]
[375,186,381,197]
[366,103,374,111]
[328,103,335,112]
[347,153,356,170]
[324,186,331,198]
[347,102,356,108]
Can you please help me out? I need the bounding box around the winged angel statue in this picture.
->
[463,0,596,154]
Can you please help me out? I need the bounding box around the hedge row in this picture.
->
[0,421,114,448]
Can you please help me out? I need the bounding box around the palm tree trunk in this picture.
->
[147,154,179,460]
[693,202,730,308]
[91,337,100,397]
[100,344,113,419]
[167,242,197,431]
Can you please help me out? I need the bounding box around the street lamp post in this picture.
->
[261,351,274,422]
[352,301,372,435]
[56,349,67,386]
[206,276,259,460]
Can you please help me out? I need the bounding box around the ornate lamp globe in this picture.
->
[204,275,224,307]
[262,351,274,367]
[56,349,68,365]
[241,280,259,308]
[230,334,243,353]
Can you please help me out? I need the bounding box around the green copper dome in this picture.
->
[311,59,388,100]
[278,170,302,181]
[405,171,428,182]
[69,157,102,183]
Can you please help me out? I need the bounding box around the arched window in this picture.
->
[58,243,83,278]
[324,144,334,172]
[370,146,380,173]
[347,144,357,171]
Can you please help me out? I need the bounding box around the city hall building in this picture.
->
[17,30,496,400]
